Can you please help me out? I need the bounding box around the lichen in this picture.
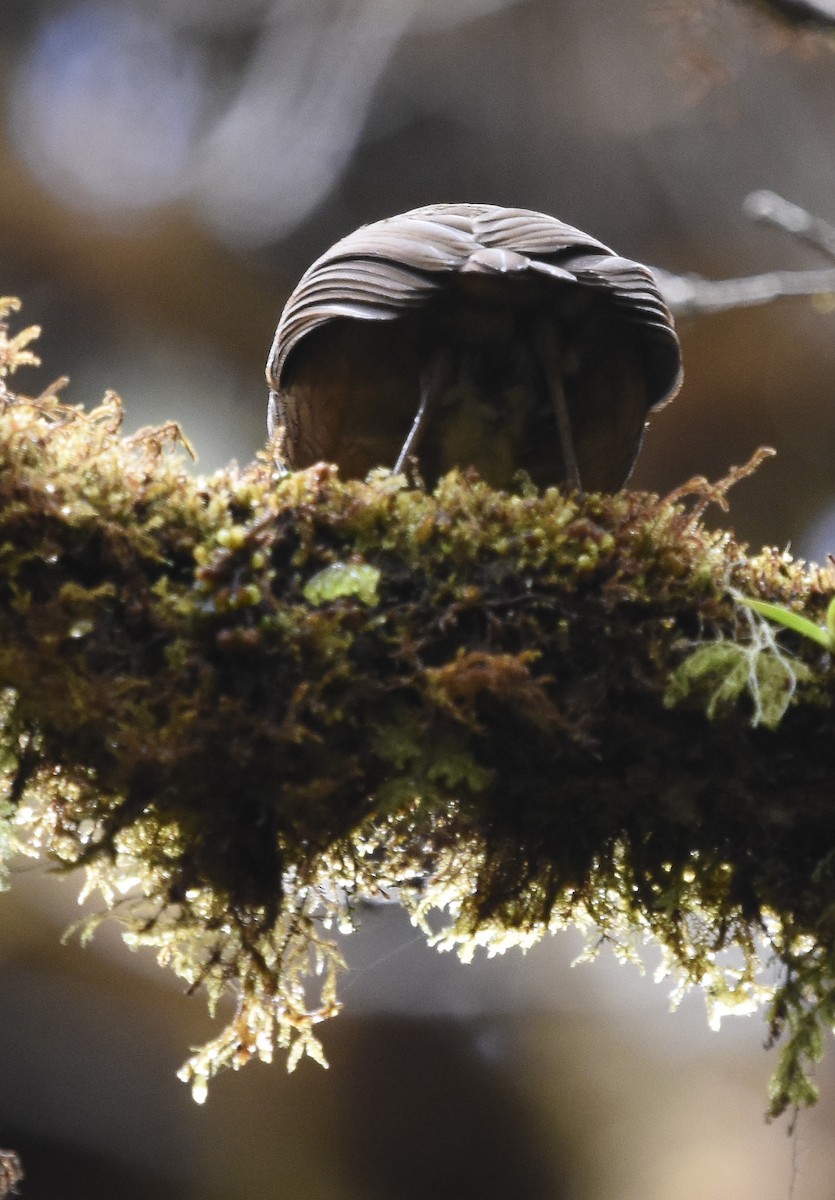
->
[664,594,813,729]
[1,299,835,1119]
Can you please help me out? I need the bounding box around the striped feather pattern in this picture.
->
[266,204,682,489]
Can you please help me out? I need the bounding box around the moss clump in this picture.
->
[1,298,835,1116]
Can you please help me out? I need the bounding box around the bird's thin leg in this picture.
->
[535,319,582,492]
[393,387,431,475]
[393,349,453,474]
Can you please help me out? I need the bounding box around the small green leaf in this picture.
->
[744,598,833,652]
[827,595,835,643]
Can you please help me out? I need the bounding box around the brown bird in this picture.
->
[266,204,682,491]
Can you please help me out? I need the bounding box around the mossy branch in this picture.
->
[1,299,835,1118]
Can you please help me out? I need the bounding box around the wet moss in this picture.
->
[1,298,835,1116]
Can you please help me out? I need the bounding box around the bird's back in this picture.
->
[267,203,681,490]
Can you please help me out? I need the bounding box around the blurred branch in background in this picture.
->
[657,262,835,315]
[190,0,418,246]
[744,188,835,261]
[657,191,835,315]
[747,0,835,31]
[5,0,532,248]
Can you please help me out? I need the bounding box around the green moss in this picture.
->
[303,560,381,606]
[2,301,835,1117]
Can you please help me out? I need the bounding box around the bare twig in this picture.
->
[655,190,835,317]
[744,190,835,264]
[654,263,835,317]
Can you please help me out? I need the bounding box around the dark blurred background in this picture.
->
[3,2,835,1197]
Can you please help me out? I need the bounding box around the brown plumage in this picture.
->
[266,203,682,491]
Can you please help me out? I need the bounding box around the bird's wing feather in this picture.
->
[562,255,682,405]
[268,204,681,409]
[471,205,613,258]
[267,211,490,385]
[268,254,445,384]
